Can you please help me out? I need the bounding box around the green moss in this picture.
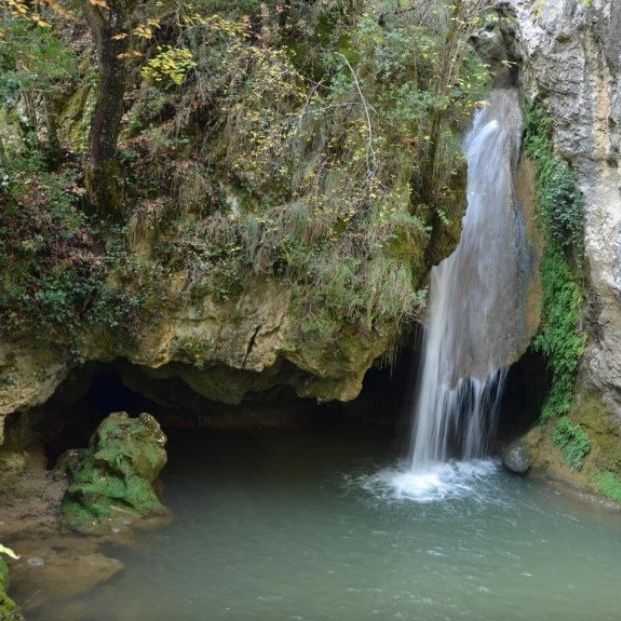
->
[573,394,621,471]
[60,412,168,534]
[174,336,216,369]
[524,105,584,253]
[594,471,621,503]
[524,103,585,422]
[552,417,591,471]
[0,558,23,621]
[59,82,93,151]
[0,558,8,592]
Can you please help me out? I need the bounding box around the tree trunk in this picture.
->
[44,94,61,169]
[81,0,138,214]
[89,29,128,168]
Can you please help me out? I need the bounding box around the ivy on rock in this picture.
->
[524,102,585,423]
[524,101,588,470]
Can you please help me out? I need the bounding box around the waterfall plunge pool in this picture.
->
[27,421,621,621]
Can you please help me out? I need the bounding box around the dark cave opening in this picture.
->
[8,347,414,469]
[4,331,548,471]
[496,348,550,446]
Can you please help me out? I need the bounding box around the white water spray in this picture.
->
[409,89,527,472]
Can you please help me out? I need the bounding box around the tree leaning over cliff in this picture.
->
[80,0,139,214]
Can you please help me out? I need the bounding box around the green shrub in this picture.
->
[552,417,591,471]
[0,157,156,348]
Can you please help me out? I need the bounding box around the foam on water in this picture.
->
[360,460,500,503]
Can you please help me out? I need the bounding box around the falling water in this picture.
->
[409,89,529,471]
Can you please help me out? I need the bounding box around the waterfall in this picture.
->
[408,89,527,471]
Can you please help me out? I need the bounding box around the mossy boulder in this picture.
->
[521,392,621,502]
[60,411,168,534]
[0,557,24,621]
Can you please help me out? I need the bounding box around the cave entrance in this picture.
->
[496,348,550,447]
[3,336,547,472]
[4,347,416,470]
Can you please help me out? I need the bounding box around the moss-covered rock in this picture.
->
[0,557,24,621]
[522,392,621,502]
[60,411,168,534]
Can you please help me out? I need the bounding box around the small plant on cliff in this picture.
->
[524,102,585,422]
[552,417,591,471]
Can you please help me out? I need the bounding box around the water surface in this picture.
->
[34,422,621,620]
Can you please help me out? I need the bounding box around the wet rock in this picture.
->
[53,448,86,481]
[0,444,67,542]
[0,450,28,485]
[9,541,124,614]
[60,411,168,534]
[503,440,532,475]
[0,344,70,445]
[26,556,44,568]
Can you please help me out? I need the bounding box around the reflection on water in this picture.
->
[29,422,621,621]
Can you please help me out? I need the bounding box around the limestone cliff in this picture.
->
[0,282,394,443]
[494,0,621,496]
[500,0,621,418]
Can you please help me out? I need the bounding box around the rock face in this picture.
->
[10,547,123,614]
[0,278,393,443]
[499,0,621,420]
[110,279,392,405]
[60,412,168,534]
[0,344,70,445]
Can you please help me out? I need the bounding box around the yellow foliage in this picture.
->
[141,46,197,86]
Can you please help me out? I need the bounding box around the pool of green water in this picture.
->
[33,421,621,620]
